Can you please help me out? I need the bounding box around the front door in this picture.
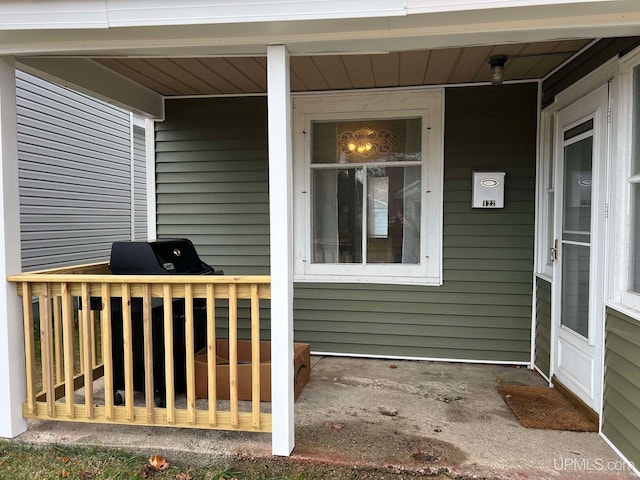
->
[552,84,608,414]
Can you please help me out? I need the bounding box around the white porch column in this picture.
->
[267,44,295,456]
[0,56,27,438]
[145,117,157,241]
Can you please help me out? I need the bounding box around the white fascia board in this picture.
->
[16,57,164,119]
[105,0,406,28]
[0,2,639,57]
[407,0,617,14]
[0,1,108,30]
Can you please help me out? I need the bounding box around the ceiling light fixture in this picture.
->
[489,55,508,86]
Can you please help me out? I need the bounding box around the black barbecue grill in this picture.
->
[106,239,222,407]
[109,238,222,275]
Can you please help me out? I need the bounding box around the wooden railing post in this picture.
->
[185,284,196,425]
[40,283,56,418]
[81,283,94,419]
[101,283,114,420]
[206,283,217,426]
[250,283,261,429]
[53,296,63,384]
[61,282,75,419]
[229,283,238,428]
[22,282,36,415]
[163,284,175,424]
[142,283,155,424]
[122,284,134,421]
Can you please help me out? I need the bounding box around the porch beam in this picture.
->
[0,56,28,438]
[16,57,164,119]
[267,44,295,457]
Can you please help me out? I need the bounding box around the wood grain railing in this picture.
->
[8,263,272,432]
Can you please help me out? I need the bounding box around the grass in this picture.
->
[0,441,304,480]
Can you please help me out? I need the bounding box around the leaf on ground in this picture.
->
[149,454,170,471]
[60,456,70,464]
[139,464,156,478]
[175,473,192,480]
[60,469,70,478]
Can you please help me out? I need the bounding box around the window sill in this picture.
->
[294,273,442,286]
[605,300,640,322]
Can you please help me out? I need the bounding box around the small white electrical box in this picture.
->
[472,171,505,208]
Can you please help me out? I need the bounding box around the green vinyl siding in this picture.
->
[535,277,551,377]
[155,97,270,275]
[603,307,640,467]
[156,83,537,361]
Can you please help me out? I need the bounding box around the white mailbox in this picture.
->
[472,171,505,208]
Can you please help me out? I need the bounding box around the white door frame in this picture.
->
[550,83,609,414]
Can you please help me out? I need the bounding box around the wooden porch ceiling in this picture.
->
[95,39,592,96]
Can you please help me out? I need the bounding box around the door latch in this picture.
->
[550,239,559,262]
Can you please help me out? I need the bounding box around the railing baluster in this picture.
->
[101,283,114,420]
[22,282,36,415]
[81,283,94,419]
[229,283,239,428]
[78,299,84,374]
[61,282,75,418]
[206,284,217,426]
[250,283,261,429]
[53,296,63,383]
[142,284,155,424]
[40,283,56,418]
[91,310,99,368]
[122,284,134,421]
[163,284,176,424]
[185,284,196,425]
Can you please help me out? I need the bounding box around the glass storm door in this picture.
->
[552,85,607,414]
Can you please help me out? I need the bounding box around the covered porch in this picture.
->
[15,355,634,479]
[1,0,640,472]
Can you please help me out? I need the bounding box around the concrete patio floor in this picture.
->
[13,356,638,479]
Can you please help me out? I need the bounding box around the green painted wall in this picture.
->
[603,307,640,467]
[535,278,551,377]
[156,83,537,361]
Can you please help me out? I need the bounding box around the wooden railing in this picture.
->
[8,263,272,432]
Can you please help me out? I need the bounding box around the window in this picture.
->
[613,51,640,311]
[293,91,444,285]
[537,111,555,278]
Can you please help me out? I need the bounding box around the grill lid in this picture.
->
[109,239,221,275]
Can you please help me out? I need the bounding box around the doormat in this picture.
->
[498,385,597,432]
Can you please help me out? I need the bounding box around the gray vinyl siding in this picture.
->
[534,277,551,377]
[602,307,640,468]
[155,97,270,275]
[155,84,536,361]
[17,70,143,271]
[133,124,148,240]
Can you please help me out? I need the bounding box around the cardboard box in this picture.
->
[194,340,310,402]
